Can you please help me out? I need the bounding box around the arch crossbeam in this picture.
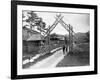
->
[55,15,77,39]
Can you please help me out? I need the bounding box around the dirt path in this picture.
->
[29,49,64,69]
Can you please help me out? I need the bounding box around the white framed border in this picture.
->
[17,5,95,75]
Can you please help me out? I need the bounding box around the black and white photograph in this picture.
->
[22,11,90,69]
[11,1,97,79]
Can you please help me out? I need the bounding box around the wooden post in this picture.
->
[70,26,73,52]
[48,29,50,53]
[69,25,73,52]
[69,25,71,52]
[45,25,50,53]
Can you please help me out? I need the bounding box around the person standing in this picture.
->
[63,44,65,55]
[63,37,68,56]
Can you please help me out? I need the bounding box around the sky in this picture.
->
[23,11,90,35]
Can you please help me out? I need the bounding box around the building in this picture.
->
[22,26,45,53]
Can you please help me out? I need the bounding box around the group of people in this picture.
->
[62,37,69,56]
[63,45,68,55]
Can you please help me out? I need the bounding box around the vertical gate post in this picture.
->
[71,26,73,52]
[45,25,50,53]
[69,25,71,52]
[69,25,73,52]
[48,27,50,53]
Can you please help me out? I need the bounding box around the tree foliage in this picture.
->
[23,11,46,31]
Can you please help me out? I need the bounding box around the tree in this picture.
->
[23,11,46,31]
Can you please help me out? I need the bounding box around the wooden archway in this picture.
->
[40,14,77,52]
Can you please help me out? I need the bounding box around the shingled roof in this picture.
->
[27,34,44,41]
[22,26,44,41]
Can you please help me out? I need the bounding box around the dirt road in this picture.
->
[29,49,64,69]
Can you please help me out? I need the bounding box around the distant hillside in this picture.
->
[75,32,86,37]
[74,32,87,43]
[64,32,88,43]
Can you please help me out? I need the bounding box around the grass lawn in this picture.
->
[56,43,90,67]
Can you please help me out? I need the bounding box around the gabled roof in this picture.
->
[27,34,44,41]
[23,26,44,41]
